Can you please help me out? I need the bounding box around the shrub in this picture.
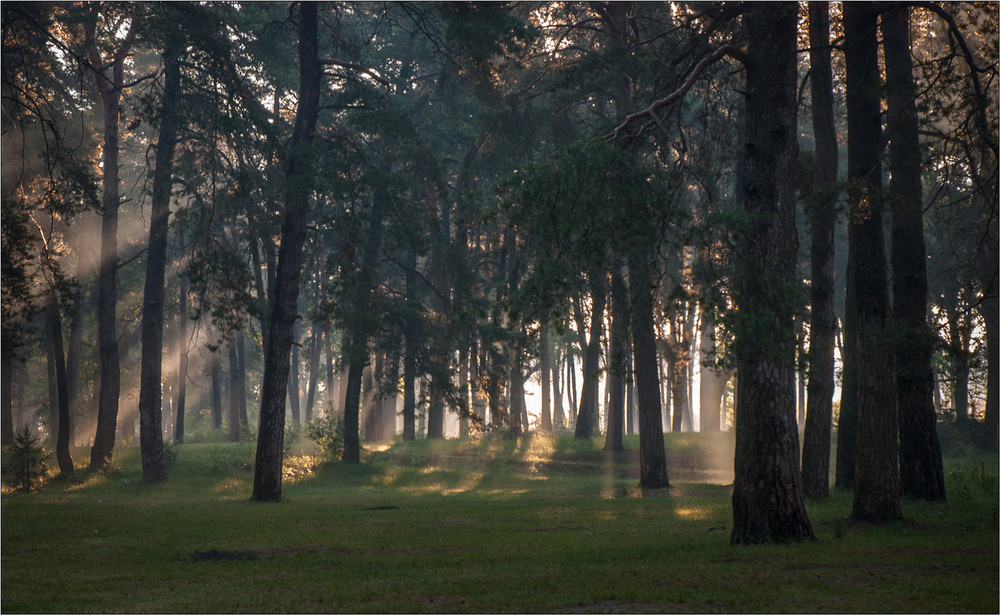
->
[6,426,49,493]
[306,414,344,463]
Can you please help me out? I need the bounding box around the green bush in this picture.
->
[306,414,344,463]
[5,426,49,493]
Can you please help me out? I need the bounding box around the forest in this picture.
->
[1,1,998,611]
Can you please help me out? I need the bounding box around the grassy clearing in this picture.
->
[2,432,997,613]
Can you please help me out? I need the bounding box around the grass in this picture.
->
[2,431,997,613]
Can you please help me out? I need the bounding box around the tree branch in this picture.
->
[606,44,747,145]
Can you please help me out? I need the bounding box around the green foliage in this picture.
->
[207,442,255,475]
[306,414,345,464]
[4,426,49,493]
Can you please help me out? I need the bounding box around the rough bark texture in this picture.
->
[882,4,946,501]
[628,253,669,489]
[801,1,838,500]
[845,2,901,522]
[730,3,814,545]
[137,44,181,481]
[252,2,320,502]
[86,13,129,471]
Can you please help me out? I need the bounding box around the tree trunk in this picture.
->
[801,0,838,500]
[1,347,12,446]
[981,297,999,449]
[552,340,564,430]
[48,292,74,475]
[305,324,321,423]
[137,42,181,481]
[341,339,364,462]
[845,2,901,523]
[604,266,627,453]
[324,326,335,413]
[174,272,188,444]
[540,327,553,432]
[289,323,301,425]
[698,313,727,432]
[228,340,241,442]
[730,3,814,544]
[882,3,946,502]
[252,1,320,502]
[574,271,607,439]
[237,332,248,426]
[86,12,130,471]
[628,252,669,489]
[210,353,223,430]
[65,246,89,447]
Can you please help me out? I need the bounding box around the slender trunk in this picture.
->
[575,271,607,439]
[137,43,180,481]
[237,332,248,426]
[698,313,727,432]
[174,275,188,443]
[981,298,999,449]
[845,2,900,522]
[289,322,301,424]
[210,353,222,430]
[66,248,89,446]
[604,266,627,452]
[48,292,74,474]
[552,341,564,430]
[87,13,130,471]
[402,331,417,441]
[730,3,814,544]
[305,324,321,423]
[567,349,577,425]
[342,333,366,462]
[629,252,669,488]
[801,0,838,500]
[1,347,12,445]
[46,316,57,446]
[324,326,335,413]
[228,340,241,442]
[540,327,552,432]
[252,1,321,501]
[882,4,945,501]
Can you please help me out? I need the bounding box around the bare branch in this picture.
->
[606,44,747,145]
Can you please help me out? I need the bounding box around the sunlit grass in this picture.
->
[1,432,997,613]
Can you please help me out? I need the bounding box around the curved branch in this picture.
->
[606,44,747,145]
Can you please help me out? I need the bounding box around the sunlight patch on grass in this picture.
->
[441,470,486,495]
[371,466,402,487]
[674,505,714,521]
[212,477,250,498]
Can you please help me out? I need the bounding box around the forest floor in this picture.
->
[1,431,997,613]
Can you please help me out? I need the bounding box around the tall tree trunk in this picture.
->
[86,12,132,471]
[698,313,727,432]
[801,0,839,500]
[540,327,553,432]
[604,266,627,453]
[324,326,335,413]
[305,324,321,423]
[47,291,73,474]
[1,347,12,446]
[65,244,89,447]
[730,3,814,544]
[228,340,241,442]
[237,332,248,426]
[137,43,181,481]
[882,3,945,502]
[628,252,669,488]
[252,1,320,502]
[574,271,607,439]
[508,342,525,437]
[341,337,365,462]
[552,340,564,430]
[210,353,222,430]
[174,272,188,443]
[981,297,999,449]
[845,2,901,523]
[289,322,301,424]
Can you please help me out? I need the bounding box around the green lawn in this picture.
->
[2,432,997,613]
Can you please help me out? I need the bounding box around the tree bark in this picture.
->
[801,0,838,500]
[174,271,188,443]
[1,347,12,446]
[574,271,607,439]
[86,11,131,471]
[540,326,553,432]
[210,352,223,430]
[730,3,814,544]
[305,323,321,423]
[604,266,627,453]
[137,42,181,481]
[882,3,945,501]
[252,1,320,502]
[845,2,901,522]
[228,340,241,442]
[289,322,301,425]
[628,252,669,488]
[48,292,73,474]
